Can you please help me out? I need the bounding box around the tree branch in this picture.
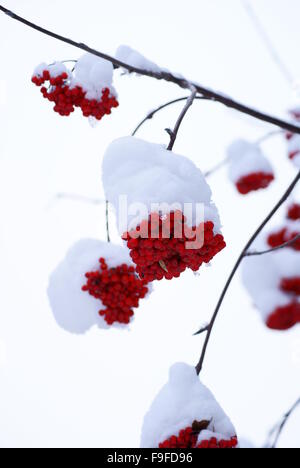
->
[245,234,300,257]
[195,170,300,375]
[106,200,111,243]
[1,4,300,134]
[166,87,197,151]
[266,398,300,448]
[132,96,208,136]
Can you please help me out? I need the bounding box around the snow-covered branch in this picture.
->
[1,4,300,134]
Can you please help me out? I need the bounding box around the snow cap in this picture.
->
[141,363,237,448]
[227,139,274,183]
[102,136,222,234]
[47,239,133,334]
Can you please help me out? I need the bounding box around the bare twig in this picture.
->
[132,96,208,136]
[1,4,300,134]
[255,129,285,145]
[204,158,230,178]
[106,200,111,243]
[245,234,300,257]
[242,0,293,84]
[265,398,300,448]
[195,170,300,375]
[167,87,197,151]
[53,193,104,205]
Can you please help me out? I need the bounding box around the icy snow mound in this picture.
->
[115,45,163,74]
[72,54,117,100]
[140,363,237,448]
[227,139,274,183]
[47,239,133,334]
[102,136,222,234]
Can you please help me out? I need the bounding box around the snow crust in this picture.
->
[140,363,237,448]
[115,45,163,74]
[47,239,134,334]
[227,139,274,183]
[102,136,222,234]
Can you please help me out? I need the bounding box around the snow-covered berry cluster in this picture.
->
[159,423,238,449]
[285,108,300,168]
[82,257,149,325]
[227,140,274,195]
[243,203,300,330]
[32,54,118,120]
[123,214,225,282]
[141,363,238,449]
[102,136,225,282]
[47,240,150,333]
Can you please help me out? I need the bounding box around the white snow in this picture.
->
[140,363,237,448]
[72,54,117,100]
[102,136,222,235]
[47,239,135,334]
[242,226,300,322]
[115,45,163,74]
[227,139,274,183]
[33,61,70,79]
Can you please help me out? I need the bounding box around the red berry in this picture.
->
[267,302,300,330]
[236,172,274,195]
[158,423,238,449]
[123,212,226,282]
[82,258,149,326]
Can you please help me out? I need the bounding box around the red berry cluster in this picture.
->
[32,69,119,119]
[280,277,300,296]
[159,427,197,449]
[122,211,226,282]
[267,228,300,251]
[236,172,274,195]
[287,203,300,221]
[267,302,300,330]
[159,424,238,449]
[82,258,148,325]
[197,437,238,449]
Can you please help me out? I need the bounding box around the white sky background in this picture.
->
[0,0,300,449]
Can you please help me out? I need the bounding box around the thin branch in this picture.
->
[1,5,300,134]
[132,96,208,136]
[106,200,111,243]
[53,193,104,205]
[195,170,300,375]
[266,398,300,448]
[241,0,293,84]
[167,87,197,151]
[245,234,300,257]
[255,129,284,145]
[204,158,229,178]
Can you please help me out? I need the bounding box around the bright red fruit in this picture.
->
[122,211,226,282]
[267,303,300,330]
[158,423,238,449]
[287,203,300,221]
[280,277,300,296]
[32,69,118,119]
[267,228,300,251]
[236,172,274,195]
[82,258,148,325]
